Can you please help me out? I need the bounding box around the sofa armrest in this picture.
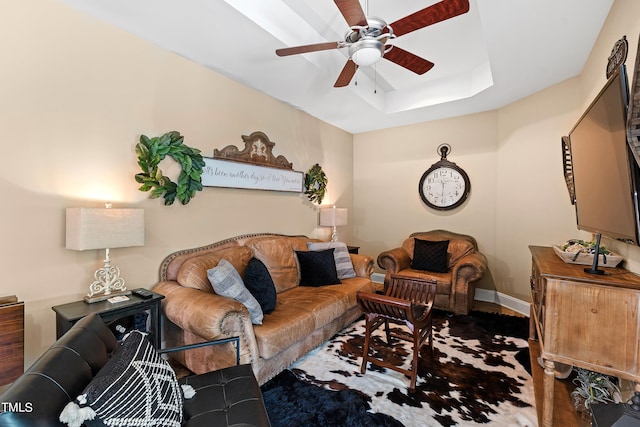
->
[153,281,260,367]
[350,253,375,278]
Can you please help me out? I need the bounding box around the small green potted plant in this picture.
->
[571,367,620,417]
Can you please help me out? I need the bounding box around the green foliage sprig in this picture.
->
[571,368,620,411]
[134,131,205,206]
[304,163,328,204]
[561,239,611,255]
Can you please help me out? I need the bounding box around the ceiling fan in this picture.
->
[275,0,470,87]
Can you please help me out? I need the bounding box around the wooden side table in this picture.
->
[52,289,164,349]
[0,296,24,386]
[347,245,360,254]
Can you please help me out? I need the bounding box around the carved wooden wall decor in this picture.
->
[213,131,293,170]
[203,131,304,193]
[561,136,575,205]
[627,34,640,168]
[607,35,628,79]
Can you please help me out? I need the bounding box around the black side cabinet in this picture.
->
[52,290,164,349]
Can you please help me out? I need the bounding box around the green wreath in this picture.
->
[304,163,328,204]
[134,131,205,205]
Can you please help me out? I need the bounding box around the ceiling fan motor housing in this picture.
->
[346,17,394,66]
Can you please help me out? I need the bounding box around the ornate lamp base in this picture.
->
[83,249,131,304]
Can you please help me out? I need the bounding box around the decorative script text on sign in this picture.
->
[201,157,303,192]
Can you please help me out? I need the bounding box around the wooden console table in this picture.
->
[529,246,640,427]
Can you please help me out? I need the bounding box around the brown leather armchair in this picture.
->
[377,230,487,315]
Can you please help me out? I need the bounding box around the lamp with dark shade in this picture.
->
[319,205,348,242]
[66,204,144,303]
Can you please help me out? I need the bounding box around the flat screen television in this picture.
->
[567,65,640,273]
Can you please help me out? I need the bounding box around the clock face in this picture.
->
[419,165,470,210]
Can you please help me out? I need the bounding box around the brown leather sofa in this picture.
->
[377,230,487,315]
[153,233,375,385]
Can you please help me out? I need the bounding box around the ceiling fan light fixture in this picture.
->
[349,39,384,66]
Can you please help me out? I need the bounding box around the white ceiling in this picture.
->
[58,0,614,134]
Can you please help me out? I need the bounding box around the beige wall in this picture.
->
[5,0,640,368]
[1,0,353,366]
[354,0,640,301]
[353,112,499,291]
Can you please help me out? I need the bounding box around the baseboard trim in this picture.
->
[474,288,530,317]
[371,273,530,317]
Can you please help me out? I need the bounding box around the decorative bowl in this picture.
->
[552,245,623,267]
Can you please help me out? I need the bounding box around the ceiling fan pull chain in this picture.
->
[374,63,377,94]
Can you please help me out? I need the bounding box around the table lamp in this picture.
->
[319,206,347,242]
[66,204,144,303]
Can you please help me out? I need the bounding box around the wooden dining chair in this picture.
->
[356,274,437,390]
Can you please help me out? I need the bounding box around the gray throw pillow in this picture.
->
[208,258,264,325]
[307,241,356,279]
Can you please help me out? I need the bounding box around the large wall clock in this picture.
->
[419,144,470,210]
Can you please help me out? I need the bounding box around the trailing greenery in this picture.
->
[134,131,205,206]
[304,163,328,204]
[561,239,611,255]
[571,367,620,412]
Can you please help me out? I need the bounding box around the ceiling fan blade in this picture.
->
[334,0,367,27]
[383,46,434,75]
[276,42,341,57]
[390,0,470,37]
[334,60,358,87]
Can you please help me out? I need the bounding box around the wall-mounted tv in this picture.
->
[567,65,640,255]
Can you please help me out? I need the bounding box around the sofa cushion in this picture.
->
[177,247,253,292]
[296,249,341,287]
[59,331,182,427]
[208,259,264,325]
[307,241,356,279]
[244,257,277,314]
[411,239,449,273]
[245,236,309,293]
[253,299,316,359]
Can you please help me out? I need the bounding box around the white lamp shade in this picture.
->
[349,39,384,66]
[66,207,145,250]
[319,207,348,227]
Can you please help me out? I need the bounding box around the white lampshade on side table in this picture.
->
[319,206,348,242]
[66,204,144,303]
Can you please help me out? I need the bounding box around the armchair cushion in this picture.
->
[208,259,264,325]
[411,239,449,273]
[295,249,341,287]
[244,257,277,314]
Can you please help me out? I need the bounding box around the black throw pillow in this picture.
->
[411,239,450,273]
[295,249,341,287]
[244,257,277,314]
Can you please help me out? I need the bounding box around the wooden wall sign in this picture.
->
[607,35,628,79]
[627,34,640,168]
[202,131,304,192]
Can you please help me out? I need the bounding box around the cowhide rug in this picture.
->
[262,310,537,427]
